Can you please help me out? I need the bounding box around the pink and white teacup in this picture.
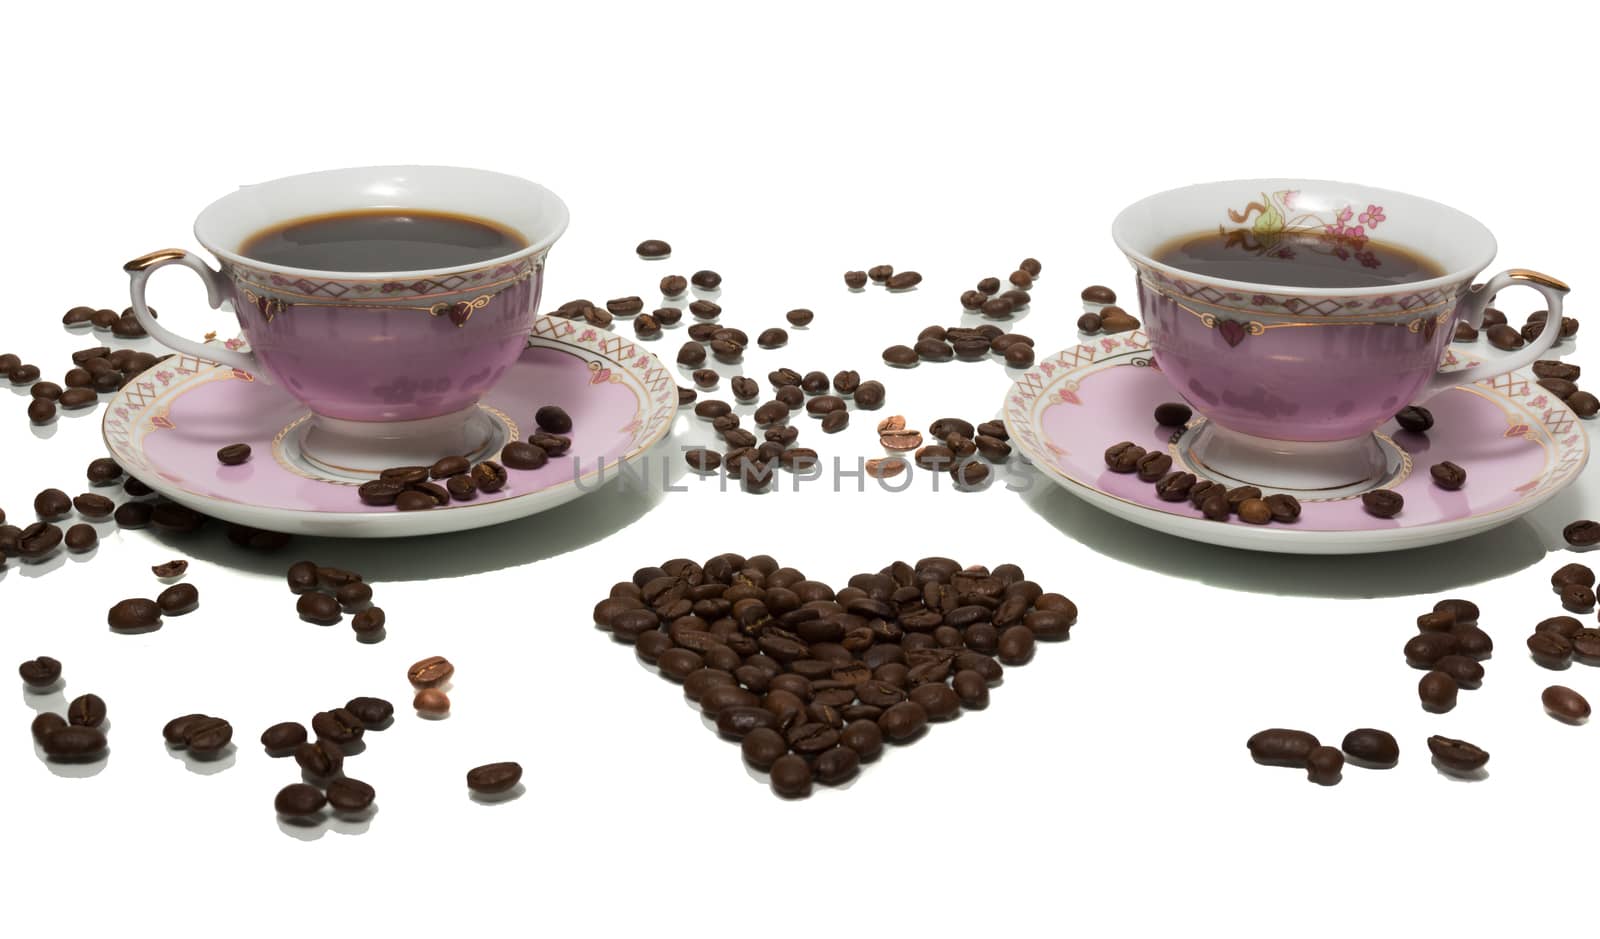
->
[123,165,569,476]
[1112,178,1568,495]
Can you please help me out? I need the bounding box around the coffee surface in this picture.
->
[240,209,527,272]
[1152,229,1445,288]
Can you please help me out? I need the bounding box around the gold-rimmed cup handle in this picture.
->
[124,249,260,376]
[1416,268,1569,401]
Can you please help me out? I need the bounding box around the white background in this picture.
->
[3,1,1598,935]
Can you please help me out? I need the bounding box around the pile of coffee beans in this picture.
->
[23,659,111,764]
[844,264,921,293]
[1106,410,1303,525]
[1403,598,1490,712]
[951,260,1041,321]
[594,554,1077,798]
[355,409,570,511]
[1075,285,1140,335]
[1249,727,1408,784]
[13,333,164,425]
[267,696,392,824]
[1457,305,1579,351]
[870,415,1012,488]
[287,561,385,642]
[1526,562,1600,671]
[1531,360,1597,418]
[883,324,1036,369]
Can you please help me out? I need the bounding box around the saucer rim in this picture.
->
[1004,339,1588,554]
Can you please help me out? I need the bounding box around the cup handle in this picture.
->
[123,249,261,376]
[1415,268,1569,402]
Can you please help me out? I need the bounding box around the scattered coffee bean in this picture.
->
[33,488,71,520]
[86,457,122,485]
[1527,631,1574,669]
[1104,441,1146,473]
[1135,451,1172,482]
[296,593,341,625]
[887,271,922,291]
[157,582,199,615]
[408,655,454,688]
[414,688,451,716]
[1564,520,1600,547]
[216,443,251,465]
[1485,324,1524,350]
[1305,746,1344,785]
[351,607,386,641]
[1081,285,1116,304]
[1394,406,1433,433]
[1418,670,1458,712]
[1551,563,1594,590]
[26,398,56,423]
[1542,685,1590,723]
[16,522,63,559]
[634,313,662,338]
[867,265,894,284]
[1362,489,1404,518]
[689,299,721,321]
[108,597,161,632]
[40,725,106,760]
[326,777,376,813]
[1430,461,1466,491]
[844,271,867,289]
[821,411,849,433]
[1534,360,1581,381]
[32,712,66,742]
[183,716,233,754]
[660,275,687,297]
[63,523,96,553]
[501,441,549,471]
[1248,729,1320,767]
[1340,728,1399,768]
[1562,582,1596,612]
[882,345,919,367]
[854,381,885,409]
[260,721,307,755]
[67,693,106,728]
[345,696,393,726]
[18,655,62,688]
[1100,307,1140,332]
[691,270,721,290]
[1568,391,1600,418]
[471,460,508,493]
[757,328,788,349]
[1427,735,1488,775]
[275,783,326,818]
[1076,312,1103,334]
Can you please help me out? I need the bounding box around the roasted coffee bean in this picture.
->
[1452,624,1494,660]
[886,271,922,291]
[344,697,393,727]
[428,455,469,480]
[656,307,684,327]
[1362,489,1404,518]
[1100,308,1140,332]
[108,597,161,631]
[1247,729,1320,767]
[844,270,868,289]
[1431,654,1484,689]
[1340,728,1399,768]
[408,655,454,688]
[31,381,62,400]
[882,344,919,367]
[820,410,849,433]
[413,688,451,716]
[805,394,845,416]
[466,460,506,494]
[41,725,107,760]
[443,474,478,501]
[1527,631,1573,669]
[1198,491,1229,521]
[26,397,56,423]
[1008,269,1033,289]
[1539,377,1579,401]
[1394,406,1434,433]
[32,712,67,742]
[1418,670,1458,712]
[326,777,376,814]
[1552,562,1595,590]
[351,607,386,641]
[358,480,403,506]
[1534,360,1581,381]
[1430,461,1467,491]
[676,342,707,367]
[1134,451,1172,482]
[334,582,373,610]
[693,399,732,421]
[380,466,428,486]
[812,746,860,786]
[58,387,98,409]
[605,296,645,318]
[830,370,861,396]
[275,783,326,818]
[691,368,718,389]
[1304,746,1343,785]
[1404,632,1458,668]
[18,655,62,688]
[690,270,721,290]
[1481,308,1507,327]
[979,296,1015,319]
[86,457,122,484]
[216,443,252,465]
[908,682,960,720]
[1537,615,1584,638]
[633,238,672,260]
[1561,582,1596,612]
[296,593,341,625]
[183,716,233,754]
[8,362,41,384]
[853,380,885,409]
[1080,284,1116,304]
[260,721,308,755]
[1572,629,1600,663]
[634,313,662,338]
[997,625,1035,664]
[1486,324,1524,350]
[16,521,63,559]
[500,441,549,471]
[878,700,928,741]
[312,708,365,745]
[34,488,71,520]
[960,290,985,311]
[1542,685,1591,723]
[689,299,722,321]
[465,762,519,795]
[1251,492,1298,524]
[1427,735,1488,775]
[1567,391,1599,418]
[153,560,188,581]
[800,371,829,394]
[1564,519,1600,547]
[1434,598,1479,624]
[63,524,96,553]
[532,405,572,435]
[914,338,954,362]
[67,693,107,728]
[157,582,199,615]
[767,753,812,798]
[1103,441,1145,473]
[659,274,688,298]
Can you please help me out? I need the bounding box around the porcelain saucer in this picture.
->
[100,316,677,537]
[1003,333,1589,554]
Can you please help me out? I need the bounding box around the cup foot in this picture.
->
[1176,421,1406,500]
[287,406,512,482]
